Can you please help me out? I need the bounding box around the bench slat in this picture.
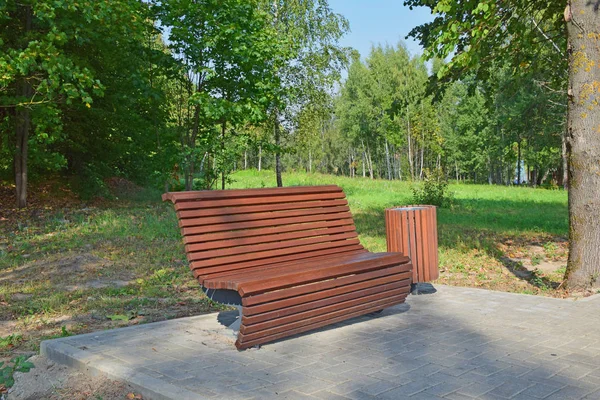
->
[173,192,346,210]
[181,212,353,236]
[176,199,348,217]
[191,239,362,273]
[195,246,367,285]
[237,294,408,343]
[163,185,343,203]
[217,251,394,284]
[236,296,408,349]
[242,266,412,312]
[200,249,371,282]
[241,286,410,334]
[185,226,357,252]
[236,253,409,296]
[242,278,411,325]
[183,219,356,245]
[178,206,350,227]
[187,231,358,261]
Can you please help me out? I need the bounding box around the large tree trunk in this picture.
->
[565,0,600,290]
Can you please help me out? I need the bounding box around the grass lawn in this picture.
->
[0,170,569,364]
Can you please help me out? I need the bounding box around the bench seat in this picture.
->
[163,185,412,349]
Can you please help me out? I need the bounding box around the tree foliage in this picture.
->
[1,0,168,203]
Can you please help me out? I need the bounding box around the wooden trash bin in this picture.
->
[385,205,439,283]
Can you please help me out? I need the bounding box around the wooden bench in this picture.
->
[162,185,413,349]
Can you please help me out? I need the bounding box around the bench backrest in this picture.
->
[163,185,365,283]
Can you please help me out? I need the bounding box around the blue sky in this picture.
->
[328,0,434,60]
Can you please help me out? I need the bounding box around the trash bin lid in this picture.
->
[390,206,431,211]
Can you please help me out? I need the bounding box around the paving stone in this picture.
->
[408,393,446,400]
[443,392,476,400]
[358,379,401,396]
[485,379,535,399]
[233,380,273,392]
[340,391,378,400]
[420,381,462,398]
[274,390,317,399]
[545,385,600,400]
[469,361,512,377]
[378,379,436,398]
[311,390,353,400]
[456,382,499,398]
[518,382,563,399]
[329,376,383,396]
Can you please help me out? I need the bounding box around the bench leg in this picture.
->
[228,305,243,333]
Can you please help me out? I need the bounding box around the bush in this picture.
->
[412,168,453,207]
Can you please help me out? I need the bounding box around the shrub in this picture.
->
[412,168,453,207]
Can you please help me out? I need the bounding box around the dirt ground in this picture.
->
[5,355,141,400]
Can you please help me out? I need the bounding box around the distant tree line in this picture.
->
[278,44,565,188]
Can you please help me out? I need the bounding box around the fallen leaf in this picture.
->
[107,314,129,321]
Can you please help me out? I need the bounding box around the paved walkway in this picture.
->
[41,286,600,400]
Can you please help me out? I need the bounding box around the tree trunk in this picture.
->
[366,145,374,179]
[221,120,226,190]
[516,141,521,185]
[274,117,283,187]
[348,149,353,178]
[361,141,367,178]
[562,128,569,189]
[244,150,247,170]
[565,0,600,290]
[258,146,262,171]
[398,152,402,180]
[15,79,31,208]
[384,139,392,180]
[419,136,424,180]
[455,160,459,183]
[14,5,33,208]
[407,107,414,180]
[309,149,312,173]
[540,168,550,186]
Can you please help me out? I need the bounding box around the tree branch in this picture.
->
[530,17,564,57]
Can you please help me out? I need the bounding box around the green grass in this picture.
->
[228,169,567,246]
[0,169,569,361]
[0,185,227,361]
